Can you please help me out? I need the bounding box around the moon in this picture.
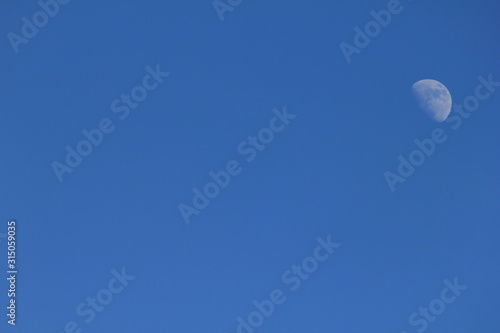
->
[412,79,452,122]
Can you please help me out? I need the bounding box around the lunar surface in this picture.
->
[412,79,452,122]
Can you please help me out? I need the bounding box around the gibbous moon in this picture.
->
[412,79,452,122]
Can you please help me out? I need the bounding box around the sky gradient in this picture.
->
[1,0,499,332]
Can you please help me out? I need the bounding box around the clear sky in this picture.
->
[1,0,499,332]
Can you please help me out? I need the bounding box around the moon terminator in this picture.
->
[412,79,452,122]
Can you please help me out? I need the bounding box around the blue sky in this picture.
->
[1,0,499,332]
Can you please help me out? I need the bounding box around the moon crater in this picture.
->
[412,79,452,122]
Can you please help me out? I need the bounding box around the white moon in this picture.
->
[412,79,452,122]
